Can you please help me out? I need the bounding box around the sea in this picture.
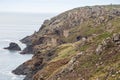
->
[0,12,56,80]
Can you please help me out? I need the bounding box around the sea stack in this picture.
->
[4,42,21,51]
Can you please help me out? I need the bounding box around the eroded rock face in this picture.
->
[4,42,21,51]
[13,5,120,80]
[20,5,120,54]
[12,55,45,80]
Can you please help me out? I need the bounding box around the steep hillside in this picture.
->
[13,5,120,80]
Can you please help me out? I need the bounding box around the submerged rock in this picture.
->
[4,42,21,51]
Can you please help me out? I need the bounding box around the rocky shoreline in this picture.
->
[13,5,120,80]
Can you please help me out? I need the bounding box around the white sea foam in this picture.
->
[4,39,12,42]
[0,71,25,80]
[0,39,19,43]
[8,72,24,80]
[0,39,12,42]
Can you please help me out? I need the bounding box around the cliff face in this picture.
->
[13,5,120,80]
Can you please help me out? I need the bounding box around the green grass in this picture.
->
[94,32,112,44]
[75,46,120,80]
[79,44,90,51]
[51,43,78,62]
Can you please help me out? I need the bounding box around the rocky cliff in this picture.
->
[13,5,120,80]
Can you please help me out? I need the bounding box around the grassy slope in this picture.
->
[30,5,120,80]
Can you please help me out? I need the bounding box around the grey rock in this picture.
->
[12,63,31,75]
[113,33,120,42]
[4,42,21,51]
[95,44,103,54]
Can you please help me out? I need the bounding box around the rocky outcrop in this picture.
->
[4,42,21,51]
[20,5,120,54]
[20,45,33,54]
[12,56,45,80]
[13,5,120,80]
[96,33,120,54]
[48,33,120,80]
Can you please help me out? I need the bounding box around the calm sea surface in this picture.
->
[0,13,56,80]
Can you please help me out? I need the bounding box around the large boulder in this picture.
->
[4,42,21,51]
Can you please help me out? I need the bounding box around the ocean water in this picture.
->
[0,13,55,80]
